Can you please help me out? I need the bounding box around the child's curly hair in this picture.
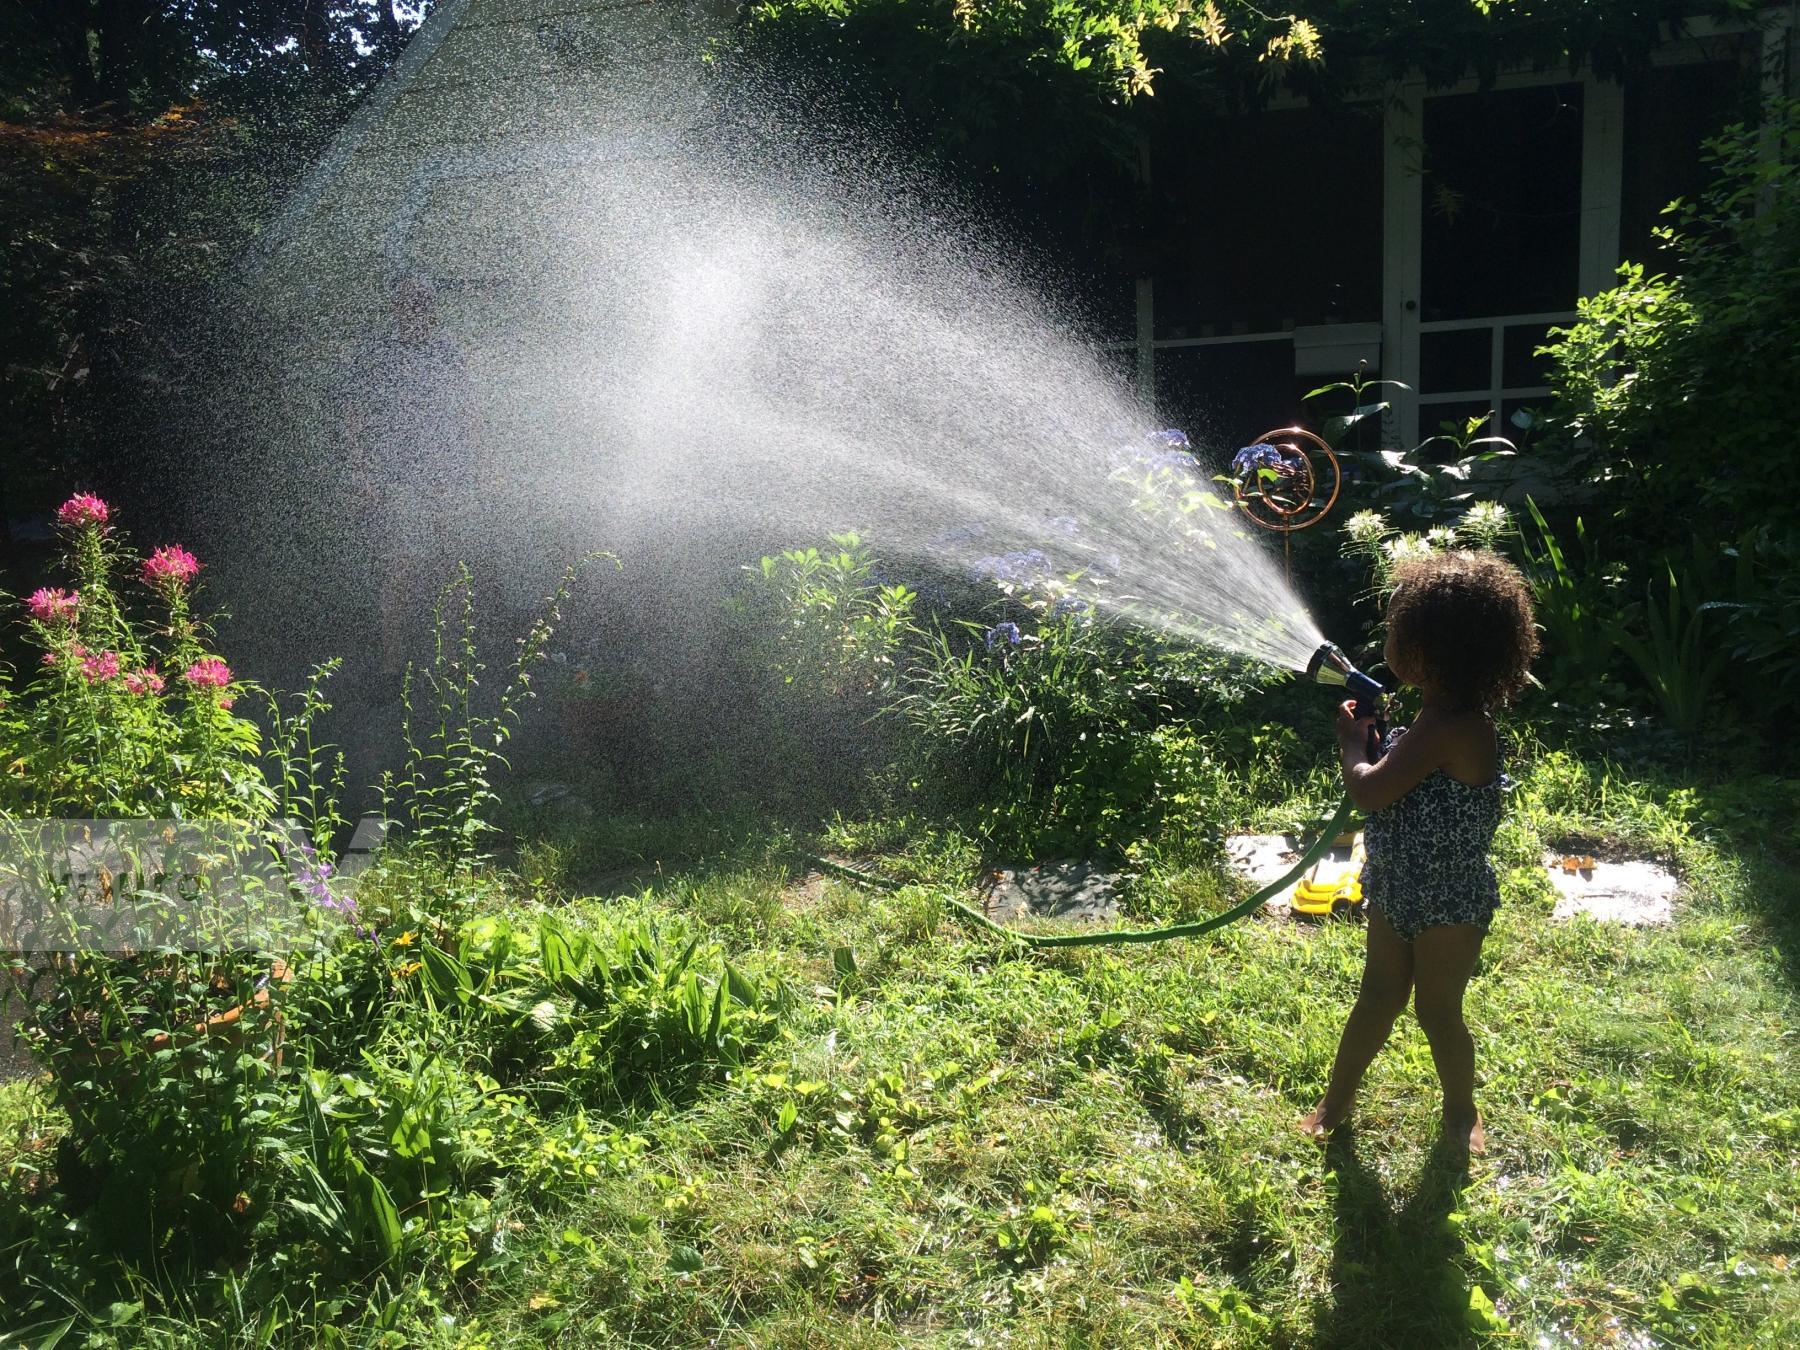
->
[1386,551,1539,711]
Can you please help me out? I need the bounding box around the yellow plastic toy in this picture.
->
[1290,832,1366,918]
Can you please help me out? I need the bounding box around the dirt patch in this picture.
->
[1225,833,1319,912]
[782,869,828,913]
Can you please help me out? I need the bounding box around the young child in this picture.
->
[1300,551,1539,1155]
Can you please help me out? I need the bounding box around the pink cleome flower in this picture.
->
[25,587,80,627]
[43,642,89,668]
[57,493,111,529]
[123,666,165,696]
[142,544,201,591]
[81,649,121,683]
[183,656,233,689]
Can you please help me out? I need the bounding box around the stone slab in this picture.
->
[1545,855,1677,927]
[1226,833,1360,911]
[977,861,1121,925]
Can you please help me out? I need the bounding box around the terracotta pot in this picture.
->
[146,957,291,1060]
[49,958,293,1073]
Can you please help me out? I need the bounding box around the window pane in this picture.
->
[1420,328,1492,394]
[1501,322,1558,389]
[1421,84,1584,322]
[1621,58,1756,267]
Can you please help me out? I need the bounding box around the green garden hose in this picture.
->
[809,794,1357,950]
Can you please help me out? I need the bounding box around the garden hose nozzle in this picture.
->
[1306,642,1389,759]
[1305,641,1385,720]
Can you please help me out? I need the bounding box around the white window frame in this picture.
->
[1381,69,1617,448]
[1381,12,1782,446]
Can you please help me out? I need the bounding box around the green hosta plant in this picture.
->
[1516,497,1622,694]
[1607,562,1729,738]
[422,910,785,1100]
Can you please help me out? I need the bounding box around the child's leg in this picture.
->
[1411,923,1486,1151]
[1302,907,1414,1137]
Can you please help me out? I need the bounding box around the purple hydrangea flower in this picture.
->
[985,622,1022,651]
[971,549,1053,587]
[1231,441,1301,484]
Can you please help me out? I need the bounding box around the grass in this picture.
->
[2,740,1796,1346]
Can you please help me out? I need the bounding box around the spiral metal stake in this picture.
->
[1230,425,1343,585]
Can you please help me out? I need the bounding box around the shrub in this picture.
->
[0,497,353,1258]
[1541,101,1800,536]
[896,597,1263,852]
[743,450,1277,854]
[735,533,918,702]
[1515,497,1624,697]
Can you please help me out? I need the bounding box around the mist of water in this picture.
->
[204,20,1328,722]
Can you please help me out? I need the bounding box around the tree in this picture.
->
[0,3,437,548]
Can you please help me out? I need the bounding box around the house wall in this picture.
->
[1125,13,1785,456]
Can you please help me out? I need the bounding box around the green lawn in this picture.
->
[3,744,1796,1346]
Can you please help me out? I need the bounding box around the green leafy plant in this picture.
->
[435,910,786,1102]
[993,1176,1078,1268]
[1606,561,1729,739]
[263,659,349,850]
[1516,497,1622,694]
[734,532,918,701]
[1356,412,1519,525]
[383,557,606,869]
[1705,526,1800,720]
[1541,102,1800,535]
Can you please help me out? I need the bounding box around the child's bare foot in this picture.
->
[1442,1111,1486,1156]
[1299,1100,1352,1143]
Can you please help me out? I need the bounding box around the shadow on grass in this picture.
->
[1313,1128,1475,1349]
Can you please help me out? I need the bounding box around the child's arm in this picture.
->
[1336,701,1445,812]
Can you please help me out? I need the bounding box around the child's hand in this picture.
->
[1336,699,1374,743]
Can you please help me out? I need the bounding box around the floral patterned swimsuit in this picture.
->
[1361,725,1508,941]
